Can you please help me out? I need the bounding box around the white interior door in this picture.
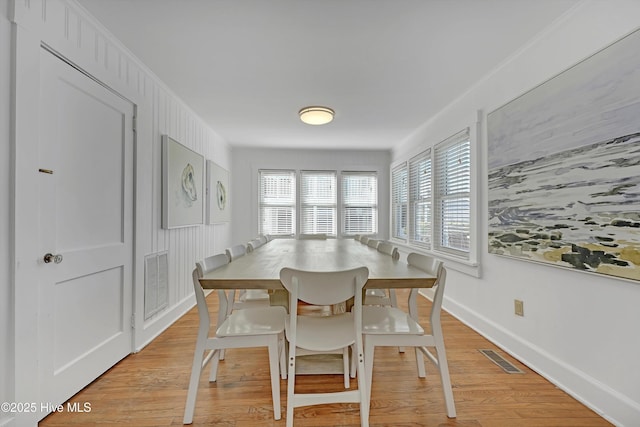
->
[37,48,134,417]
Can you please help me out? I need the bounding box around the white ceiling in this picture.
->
[76,0,579,150]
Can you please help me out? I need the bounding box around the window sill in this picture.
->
[390,239,481,278]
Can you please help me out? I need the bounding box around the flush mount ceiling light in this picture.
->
[298,106,334,125]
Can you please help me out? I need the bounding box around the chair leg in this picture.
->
[267,338,282,420]
[350,344,357,378]
[355,344,370,427]
[208,350,221,382]
[415,346,426,378]
[226,290,236,316]
[220,290,237,361]
[343,347,350,388]
[279,333,288,380]
[216,291,229,361]
[363,337,375,406]
[435,339,456,418]
[183,344,206,424]
[286,351,296,427]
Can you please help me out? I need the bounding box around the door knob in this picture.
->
[43,253,63,264]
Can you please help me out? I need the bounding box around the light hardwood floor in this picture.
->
[40,290,611,426]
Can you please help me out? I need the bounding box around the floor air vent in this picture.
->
[479,349,524,374]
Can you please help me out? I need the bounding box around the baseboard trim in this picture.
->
[134,293,196,352]
[438,295,639,427]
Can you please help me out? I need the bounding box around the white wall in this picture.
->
[1,1,12,425]
[392,1,640,425]
[5,1,231,424]
[231,147,390,244]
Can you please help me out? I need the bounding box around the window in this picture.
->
[391,127,473,262]
[259,169,378,238]
[409,150,432,249]
[300,171,337,236]
[259,170,296,236]
[342,172,377,235]
[434,130,471,256]
[391,164,407,239]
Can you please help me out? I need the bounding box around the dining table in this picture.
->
[198,238,437,292]
[198,237,437,374]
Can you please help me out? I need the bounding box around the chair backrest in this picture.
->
[354,234,362,242]
[407,252,446,326]
[298,233,327,240]
[225,244,247,261]
[280,267,369,307]
[258,234,269,244]
[193,253,230,332]
[377,242,400,260]
[196,253,230,277]
[367,239,379,249]
[247,238,264,252]
[360,236,369,244]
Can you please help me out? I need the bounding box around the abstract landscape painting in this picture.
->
[487,29,640,282]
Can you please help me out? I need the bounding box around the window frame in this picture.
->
[391,163,408,240]
[433,130,471,257]
[258,168,379,239]
[389,115,479,272]
[408,148,432,250]
[300,170,337,236]
[340,171,378,237]
[258,169,297,237]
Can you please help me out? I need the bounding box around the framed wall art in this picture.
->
[162,135,204,229]
[487,28,640,282]
[206,160,230,224]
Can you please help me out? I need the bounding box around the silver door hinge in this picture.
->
[132,116,137,132]
[130,314,136,329]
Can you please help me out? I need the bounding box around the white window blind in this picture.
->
[259,170,296,236]
[434,129,471,255]
[409,149,432,249]
[300,171,337,236]
[391,164,408,240]
[342,172,377,235]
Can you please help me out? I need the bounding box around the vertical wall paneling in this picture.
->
[10,1,232,401]
[1,0,12,424]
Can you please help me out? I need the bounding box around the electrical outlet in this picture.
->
[514,299,524,316]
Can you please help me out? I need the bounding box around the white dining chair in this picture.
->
[363,242,398,307]
[225,243,270,310]
[225,243,247,261]
[196,254,233,340]
[247,237,265,252]
[360,236,370,245]
[376,241,400,260]
[361,253,456,418]
[366,239,379,249]
[184,256,287,424]
[280,267,370,427]
[197,253,269,361]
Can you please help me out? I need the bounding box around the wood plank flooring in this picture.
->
[39,290,611,426]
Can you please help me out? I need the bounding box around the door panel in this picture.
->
[53,267,124,374]
[56,79,126,249]
[37,48,134,416]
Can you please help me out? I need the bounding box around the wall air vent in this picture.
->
[144,251,169,320]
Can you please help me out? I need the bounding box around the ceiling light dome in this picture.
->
[299,106,334,125]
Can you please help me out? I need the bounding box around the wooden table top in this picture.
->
[199,238,436,290]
